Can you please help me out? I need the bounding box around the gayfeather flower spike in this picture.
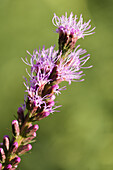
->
[0,12,95,169]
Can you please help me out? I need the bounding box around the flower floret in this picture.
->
[57,46,91,84]
[52,12,95,39]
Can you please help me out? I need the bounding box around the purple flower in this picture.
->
[22,46,57,84]
[52,12,95,39]
[57,45,92,84]
[52,12,95,51]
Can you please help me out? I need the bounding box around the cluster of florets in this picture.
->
[22,44,91,121]
[0,12,95,170]
[52,12,95,51]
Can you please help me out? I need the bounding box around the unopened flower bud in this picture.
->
[26,124,39,136]
[0,148,6,162]
[4,164,12,170]
[17,107,24,124]
[36,111,50,120]
[18,144,32,155]
[12,120,20,137]
[3,135,10,151]
[23,132,36,144]
[11,142,18,154]
[10,156,21,166]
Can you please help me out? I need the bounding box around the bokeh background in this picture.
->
[0,0,113,169]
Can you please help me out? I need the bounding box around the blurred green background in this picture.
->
[0,0,113,169]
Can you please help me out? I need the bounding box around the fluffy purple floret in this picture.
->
[52,12,95,39]
[57,45,92,84]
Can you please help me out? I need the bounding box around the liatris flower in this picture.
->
[0,12,95,169]
[52,12,95,52]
